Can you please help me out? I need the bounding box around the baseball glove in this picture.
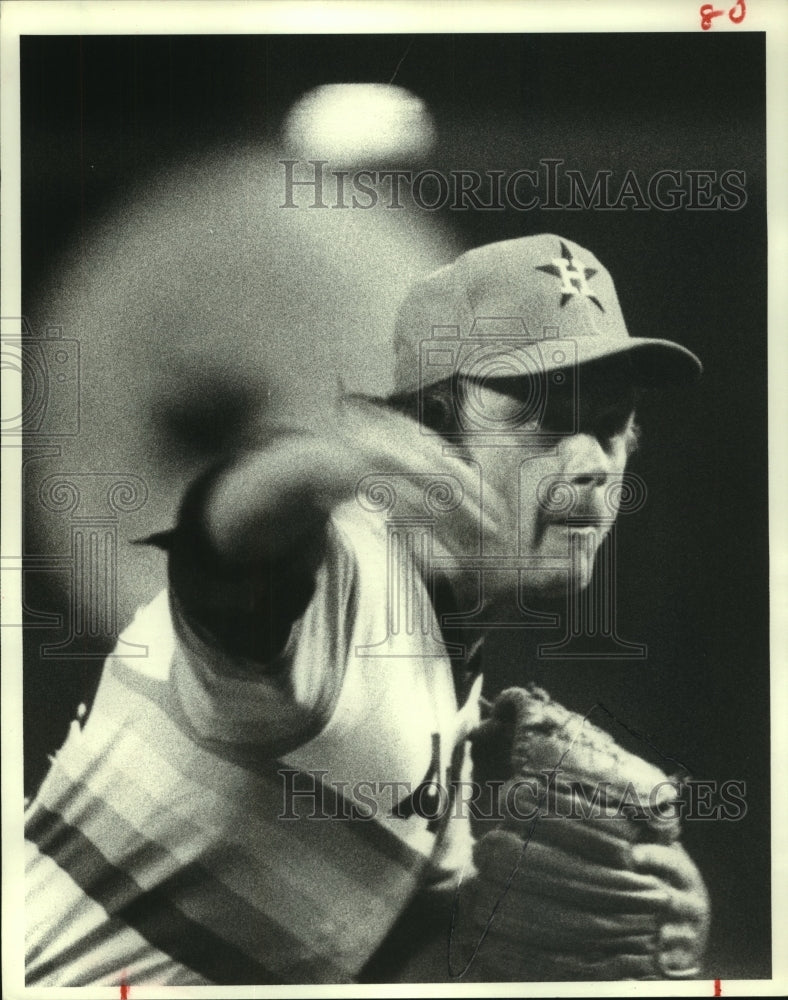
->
[449,685,710,981]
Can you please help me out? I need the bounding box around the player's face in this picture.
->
[458,362,639,598]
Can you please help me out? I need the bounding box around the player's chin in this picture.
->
[525,571,594,600]
[526,553,598,598]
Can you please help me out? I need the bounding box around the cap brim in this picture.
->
[572,337,703,387]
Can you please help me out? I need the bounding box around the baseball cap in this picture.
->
[392,234,702,393]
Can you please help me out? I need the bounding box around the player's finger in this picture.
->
[457,879,661,947]
[631,842,707,893]
[475,831,669,911]
[522,813,641,867]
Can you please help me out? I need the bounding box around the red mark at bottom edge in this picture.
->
[120,980,129,999]
[714,978,722,997]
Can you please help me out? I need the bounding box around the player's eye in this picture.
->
[533,379,577,433]
[538,394,576,434]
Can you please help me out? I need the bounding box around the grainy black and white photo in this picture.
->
[2,2,783,995]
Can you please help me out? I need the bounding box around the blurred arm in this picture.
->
[204,435,362,563]
[167,433,364,666]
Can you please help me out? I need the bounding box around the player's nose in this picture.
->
[563,432,618,482]
[561,433,622,514]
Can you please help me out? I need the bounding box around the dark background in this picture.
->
[20,33,769,979]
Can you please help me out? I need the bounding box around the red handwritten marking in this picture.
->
[700,4,724,29]
[714,978,722,996]
[120,981,129,1000]
[700,1,746,29]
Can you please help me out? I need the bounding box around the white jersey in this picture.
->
[25,473,486,986]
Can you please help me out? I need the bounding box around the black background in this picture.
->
[21,33,769,979]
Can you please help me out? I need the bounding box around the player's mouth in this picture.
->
[534,514,610,549]
[542,522,609,553]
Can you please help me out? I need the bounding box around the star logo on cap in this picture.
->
[536,241,605,312]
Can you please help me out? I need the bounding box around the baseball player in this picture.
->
[24,234,710,986]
